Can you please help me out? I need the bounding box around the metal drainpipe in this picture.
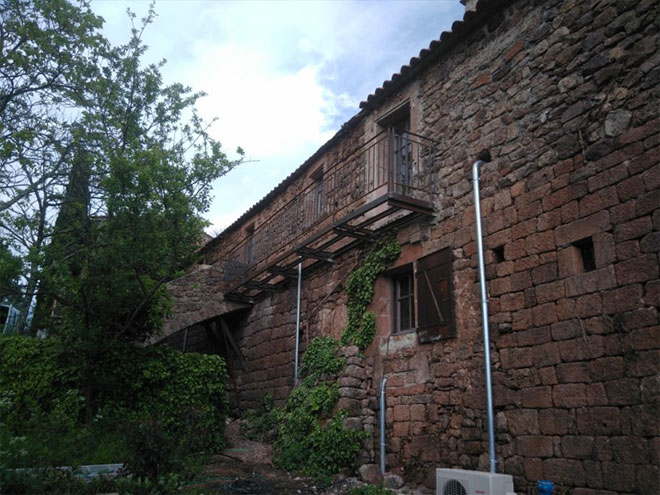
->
[294,262,302,384]
[472,158,497,474]
[379,376,388,474]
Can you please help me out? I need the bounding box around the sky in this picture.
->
[90,0,466,234]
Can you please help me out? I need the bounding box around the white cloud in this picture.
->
[183,41,345,157]
[91,0,465,234]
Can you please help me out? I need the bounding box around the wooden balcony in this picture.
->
[222,129,437,303]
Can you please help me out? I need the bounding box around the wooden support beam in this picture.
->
[223,193,433,301]
[219,317,246,369]
[333,224,374,241]
[296,246,334,262]
[224,292,255,304]
[244,281,276,293]
[267,265,298,278]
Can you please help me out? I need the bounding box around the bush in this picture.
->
[273,381,365,477]
[240,394,282,442]
[0,335,228,485]
[304,411,365,477]
[0,336,82,429]
[101,345,229,456]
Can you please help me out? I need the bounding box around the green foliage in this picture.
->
[0,241,22,302]
[240,394,283,442]
[1,0,242,340]
[0,336,82,429]
[304,411,366,477]
[286,382,339,417]
[99,345,229,453]
[351,485,395,495]
[300,336,345,382]
[0,467,120,495]
[274,382,365,477]
[342,240,401,350]
[0,335,227,486]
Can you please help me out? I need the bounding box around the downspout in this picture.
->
[472,154,497,474]
[294,262,302,384]
[379,376,388,474]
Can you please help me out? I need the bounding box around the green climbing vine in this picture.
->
[341,239,401,350]
[243,337,364,478]
[299,336,345,383]
[242,240,401,479]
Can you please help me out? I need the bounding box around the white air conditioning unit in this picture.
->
[436,468,516,495]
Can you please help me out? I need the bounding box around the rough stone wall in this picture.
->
[234,249,356,408]
[214,0,658,493]
[352,0,658,492]
[150,263,248,343]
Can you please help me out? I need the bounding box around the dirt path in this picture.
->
[186,419,430,495]
[185,419,354,494]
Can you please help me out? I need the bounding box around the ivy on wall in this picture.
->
[341,239,401,350]
[244,240,401,479]
[249,336,365,478]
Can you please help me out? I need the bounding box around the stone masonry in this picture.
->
[166,0,659,493]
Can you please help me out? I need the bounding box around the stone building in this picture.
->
[154,0,659,492]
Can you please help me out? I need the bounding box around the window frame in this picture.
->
[388,263,416,335]
[377,102,412,192]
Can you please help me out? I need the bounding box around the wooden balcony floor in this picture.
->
[224,192,434,303]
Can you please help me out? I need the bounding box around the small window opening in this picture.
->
[573,237,596,272]
[392,268,415,334]
[493,245,505,263]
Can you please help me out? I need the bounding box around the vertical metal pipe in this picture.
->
[379,376,388,474]
[472,159,497,474]
[294,262,302,384]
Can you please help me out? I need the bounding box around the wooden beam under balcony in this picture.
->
[333,224,375,241]
[222,127,438,302]
[223,193,434,302]
[243,281,277,293]
[296,246,334,262]
[267,266,298,278]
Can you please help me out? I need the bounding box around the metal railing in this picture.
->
[224,129,436,284]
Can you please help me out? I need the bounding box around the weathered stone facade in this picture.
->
[163,0,659,492]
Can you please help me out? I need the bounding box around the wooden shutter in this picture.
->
[416,248,455,343]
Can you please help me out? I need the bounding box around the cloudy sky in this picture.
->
[91,0,465,233]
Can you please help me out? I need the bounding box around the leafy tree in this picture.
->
[0,0,107,331]
[0,241,21,301]
[1,0,242,417]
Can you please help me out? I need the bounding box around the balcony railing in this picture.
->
[223,129,437,301]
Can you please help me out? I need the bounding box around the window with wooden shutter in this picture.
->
[416,247,455,343]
